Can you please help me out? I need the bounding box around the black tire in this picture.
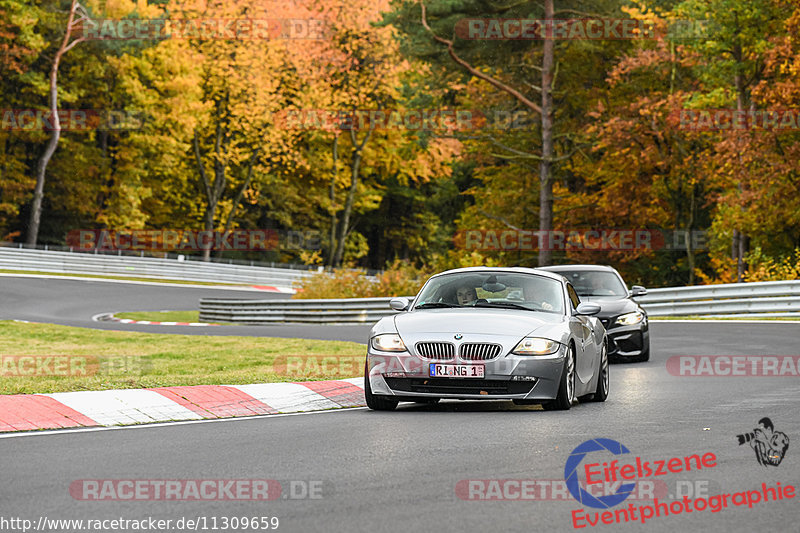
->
[542,344,576,411]
[364,363,398,411]
[584,343,609,402]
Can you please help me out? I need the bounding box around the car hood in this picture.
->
[393,308,563,340]
[579,297,639,318]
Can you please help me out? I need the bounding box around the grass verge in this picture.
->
[0,321,365,394]
[114,311,203,323]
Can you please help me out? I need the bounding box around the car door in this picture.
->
[567,283,597,387]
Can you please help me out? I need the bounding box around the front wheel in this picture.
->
[584,343,609,402]
[542,345,576,411]
[364,362,398,411]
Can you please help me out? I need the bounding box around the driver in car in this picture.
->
[588,275,614,295]
[455,285,478,306]
[522,282,556,311]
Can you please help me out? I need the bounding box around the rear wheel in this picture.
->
[542,345,575,411]
[364,363,398,411]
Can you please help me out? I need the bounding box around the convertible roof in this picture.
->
[538,264,617,273]
[431,266,566,282]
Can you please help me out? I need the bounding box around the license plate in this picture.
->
[429,364,485,378]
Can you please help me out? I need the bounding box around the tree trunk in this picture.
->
[194,119,229,262]
[216,148,259,259]
[537,0,555,267]
[685,184,696,285]
[333,125,373,267]
[27,0,85,246]
[328,135,339,267]
[733,53,748,282]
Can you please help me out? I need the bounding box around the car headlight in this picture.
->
[371,333,407,352]
[512,337,560,355]
[616,311,645,326]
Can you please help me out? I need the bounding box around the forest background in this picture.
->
[2,0,799,296]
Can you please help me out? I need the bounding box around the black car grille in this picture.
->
[415,342,455,360]
[384,378,535,396]
[459,343,503,361]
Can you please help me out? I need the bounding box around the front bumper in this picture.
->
[600,317,649,358]
[366,344,567,401]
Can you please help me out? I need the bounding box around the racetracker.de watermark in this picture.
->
[455,229,707,252]
[69,479,326,501]
[1,110,144,131]
[454,19,709,40]
[272,109,533,131]
[455,478,717,501]
[666,355,800,377]
[77,18,328,40]
[674,109,800,131]
[0,355,149,377]
[270,355,363,379]
[66,229,322,252]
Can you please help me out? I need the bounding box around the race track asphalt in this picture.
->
[0,275,371,342]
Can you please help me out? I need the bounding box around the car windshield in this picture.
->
[414,272,564,313]
[554,270,628,299]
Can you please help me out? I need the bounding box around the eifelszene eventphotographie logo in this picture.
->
[565,438,637,508]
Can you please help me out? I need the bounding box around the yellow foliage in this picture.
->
[744,248,800,282]
[294,253,498,298]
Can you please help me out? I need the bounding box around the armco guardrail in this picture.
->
[0,246,315,286]
[634,280,800,316]
[199,297,403,324]
[199,280,800,324]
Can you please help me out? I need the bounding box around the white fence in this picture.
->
[0,246,314,286]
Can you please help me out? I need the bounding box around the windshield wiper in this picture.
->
[473,301,534,311]
[414,302,458,309]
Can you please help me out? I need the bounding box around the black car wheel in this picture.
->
[364,362,398,411]
[542,344,575,411]
[583,343,609,402]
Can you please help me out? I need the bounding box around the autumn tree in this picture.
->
[675,0,787,281]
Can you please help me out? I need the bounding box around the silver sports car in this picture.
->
[364,267,609,411]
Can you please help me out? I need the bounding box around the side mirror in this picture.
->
[576,302,601,316]
[630,285,647,297]
[389,297,410,311]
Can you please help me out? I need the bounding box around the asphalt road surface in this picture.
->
[1,274,798,532]
[0,275,371,342]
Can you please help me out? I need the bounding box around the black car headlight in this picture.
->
[615,311,645,326]
[371,334,407,352]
